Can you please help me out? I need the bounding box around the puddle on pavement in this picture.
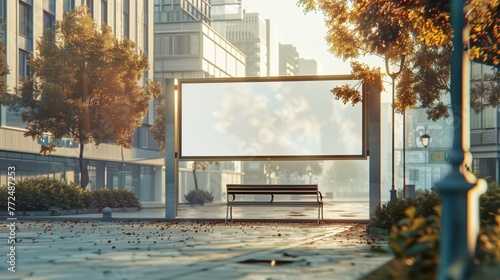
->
[238,259,301,266]
[288,211,306,217]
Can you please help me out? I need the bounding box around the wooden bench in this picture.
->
[225,184,324,224]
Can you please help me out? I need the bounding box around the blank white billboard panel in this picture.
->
[179,76,365,160]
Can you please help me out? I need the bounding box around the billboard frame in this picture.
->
[177,75,367,161]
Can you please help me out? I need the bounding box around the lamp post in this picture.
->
[385,55,406,202]
[421,132,430,190]
[308,170,313,184]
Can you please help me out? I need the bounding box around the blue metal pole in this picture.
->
[165,79,178,219]
[436,0,475,278]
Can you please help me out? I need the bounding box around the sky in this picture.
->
[242,0,384,75]
[242,0,392,102]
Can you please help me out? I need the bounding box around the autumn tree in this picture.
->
[0,7,161,188]
[190,161,220,191]
[298,0,499,119]
[0,21,8,96]
[150,96,166,153]
[0,41,7,96]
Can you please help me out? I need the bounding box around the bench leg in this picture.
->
[317,205,324,224]
[225,205,229,224]
[230,206,233,222]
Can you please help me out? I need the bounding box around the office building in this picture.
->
[299,58,319,75]
[279,43,299,76]
[0,0,165,202]
[154,0,246,79]
[225,11,278,77]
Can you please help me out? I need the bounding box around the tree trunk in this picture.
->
[79,143,89,189]
[192,167,198,191]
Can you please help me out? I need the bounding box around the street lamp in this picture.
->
[421,132,430,190]
[308,170,313,184]
[385,55,406,202]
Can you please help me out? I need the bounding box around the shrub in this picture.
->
[0,177,141,211]
[389,206,441,279]
[369,188,441,230]
[88,189,141,210]
[480,182,500,227]
[0,178,84,211]
[184,189,214,205]
[116,189,141,208]
[472,216,500,279]
[374,183,500,279]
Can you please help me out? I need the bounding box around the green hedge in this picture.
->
[0,177,141,211]
[369,188,441,230]
[370,183,500,230]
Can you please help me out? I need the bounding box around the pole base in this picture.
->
[390,187,397,202]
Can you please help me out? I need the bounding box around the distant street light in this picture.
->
[308,170,313,184]
[421,131,430,190]
[385,55,406,202]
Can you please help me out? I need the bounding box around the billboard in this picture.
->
[178,75,366,160]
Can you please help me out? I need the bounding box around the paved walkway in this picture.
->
[1,219,392,280]
[1,201,393,279]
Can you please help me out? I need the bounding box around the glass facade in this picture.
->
[0,151,158,201]
[154,0,211,24]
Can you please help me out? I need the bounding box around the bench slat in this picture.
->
[228,191,320,195]
[227,201,322,206]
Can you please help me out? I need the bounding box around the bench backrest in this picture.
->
[226,184,319,195]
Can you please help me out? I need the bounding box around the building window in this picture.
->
[0,0,5,19]
[174,35,190,55]
[64,0,75,12]
[43,11,55,31]
[144,0,148,54]
[471,106,497,130]
[83,0,94,16]
[101,0,108,24]
[123,0,130,38]
[43,0,55,13]
[19,1,33,38]
[19,49,31,79]
[0,0,5,43]
[473,158,497,181]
